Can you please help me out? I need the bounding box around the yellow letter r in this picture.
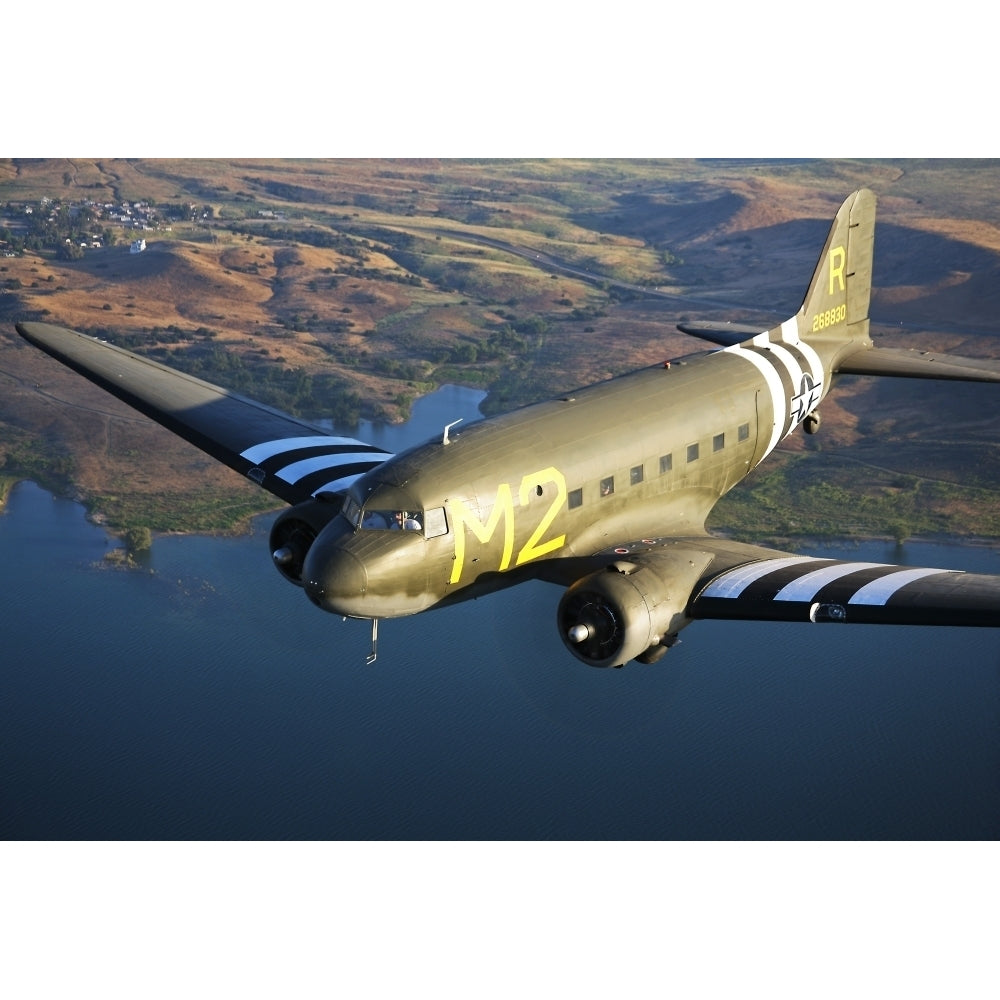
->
[829,246,846,295]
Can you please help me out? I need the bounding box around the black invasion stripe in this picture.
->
[749,343,796,393]
[771,562,895,603]
[782,340,817,377]
[698,556,817,600]
[735,559,840,602]
[745,343,800,441]
[294,461,388,496]
[809,564,910,605]
[851,569,956,607]
[255,442,388,477]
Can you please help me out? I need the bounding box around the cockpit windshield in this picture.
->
[361,509,423,531]
[342,495,447,538]
[342,496,422,531]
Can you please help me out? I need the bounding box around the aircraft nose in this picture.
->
[304,544,368,616]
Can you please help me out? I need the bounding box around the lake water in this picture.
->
[2,387,999,839]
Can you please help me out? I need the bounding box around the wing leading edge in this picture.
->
[688,545,998,628]
[583,536,999,629]
[16,321,392,505]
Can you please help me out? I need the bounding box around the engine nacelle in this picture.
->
[269,496,344,586]
[558,557,704,668]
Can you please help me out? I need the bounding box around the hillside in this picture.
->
[2,158,999,543]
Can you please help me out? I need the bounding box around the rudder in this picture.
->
[798,188,876,354]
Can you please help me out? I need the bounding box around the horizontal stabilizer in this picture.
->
[677,322,763,347]
[835,346,1000,382]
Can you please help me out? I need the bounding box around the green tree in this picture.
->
[58,242,84,261]
[124,526,152,554]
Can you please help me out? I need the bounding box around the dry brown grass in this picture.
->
[3,158,1000,538]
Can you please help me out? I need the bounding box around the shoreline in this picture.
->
[0,475,280,545]
[4,476,999,557]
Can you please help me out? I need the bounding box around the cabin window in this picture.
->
[424,507,448,538]
[568,488,583,509]
[659,454,673,474]
[630,465,644,486]
[738,422,750,442]
[713,432,725,453]
[600,476,615,497]
[687,443,699,463]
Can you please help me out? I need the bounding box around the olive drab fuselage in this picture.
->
[303,193,877,622]
[302,332,838,620]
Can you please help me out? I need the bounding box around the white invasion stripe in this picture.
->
[759,340,805,439]
[780,317,800,342]
[241,436,373,464]
[774,562,884,602]
[849,567,953,606]
[701,556,820,599]
[311,473,370,496]
[760,340,803,387]
[779,319,825,389]
[275,451,392,484]
[722,341,785,459]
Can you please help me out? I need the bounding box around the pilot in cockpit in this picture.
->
[392,511,422,531]
[361,508,422,531]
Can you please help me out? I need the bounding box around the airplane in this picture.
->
[15,189,1000,667]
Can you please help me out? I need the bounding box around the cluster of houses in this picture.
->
[91,199,165,231]
[1,196,182,255]
[75,198,161,250]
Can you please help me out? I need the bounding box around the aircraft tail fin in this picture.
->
[796,187,876,357]
[794,188,1000,382]
[678,189,1000,382]
[676,190,877,359]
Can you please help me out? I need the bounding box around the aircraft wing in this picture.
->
[16,321,393,506]
[594,536,999,628]
[689,546,998,626]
